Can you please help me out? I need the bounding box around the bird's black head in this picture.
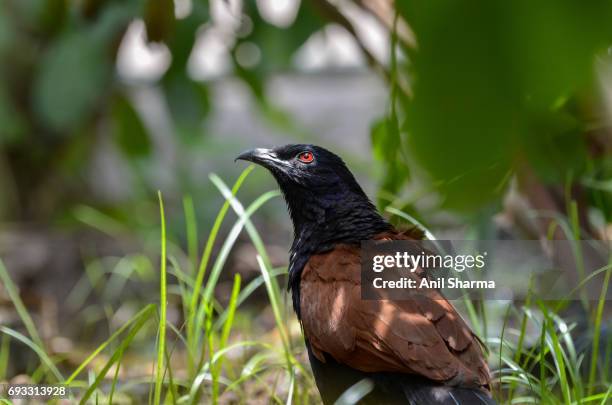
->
[236,145,389,253]
[236,144,365,200]
[237,144,390,314]
[236,144,389,240]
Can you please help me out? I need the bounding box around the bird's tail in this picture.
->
[402,384,497,405]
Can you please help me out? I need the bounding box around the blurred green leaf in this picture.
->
[0,5,17,54]
[33,32,111,133]
[112,93,151,158]
[90,1,140,43]
[163,72,210,138]
[521,111,586,183]
[371,117,410,208]
[394,0,612,211]
[30,0,135,135]
[0,84,26,143]
[166,1,209,72]
[586,156,612,221]
[38,0,66,35]
[12,0,65,34]
[80,0,106,20]
[160,1,210,140]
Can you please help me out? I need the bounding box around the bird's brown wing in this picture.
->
[299,232,491,389]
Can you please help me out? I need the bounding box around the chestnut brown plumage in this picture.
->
[236,144,495,404]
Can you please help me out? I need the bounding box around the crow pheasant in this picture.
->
[236,144,495,405]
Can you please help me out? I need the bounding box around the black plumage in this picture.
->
[237,144,390,316]
[236,144,496,405]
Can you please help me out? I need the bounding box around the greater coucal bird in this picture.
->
[236,144,495,405]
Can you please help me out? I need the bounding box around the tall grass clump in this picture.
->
[0,168,319,404]
[0,170,609,404]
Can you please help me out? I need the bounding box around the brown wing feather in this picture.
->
[299,231,491,390]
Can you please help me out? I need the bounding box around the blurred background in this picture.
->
[0,0,611,403]
[0,0,390,302]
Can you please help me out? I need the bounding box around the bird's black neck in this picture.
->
[281,184,391,318]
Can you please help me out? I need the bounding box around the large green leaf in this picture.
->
[33,32,111,134]
[394,0,612,211]
[32,0,139,135]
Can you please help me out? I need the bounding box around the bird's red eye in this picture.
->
[297,151,314,163]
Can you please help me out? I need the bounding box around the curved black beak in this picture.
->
[235,148,278,167]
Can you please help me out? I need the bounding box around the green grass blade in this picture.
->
[187,166,254,372]
[538,315,547,402]
[509,278,534,399]
[108,344,124,405]
[497,302,512,400]
[255,256,291,361]
[214,267,286,329]
[599,385,612,404]
[541,305,571,405]
[65,304,156,384]
[553,263,612,313]
[183,195,199,272]
[79,307,154,404]
[588,262,611,394]
[154,191,168,405]
[385,206,436,240]
[188,341,270,403]
[192,188,280,354]
[0,326,63,382]
[164,344,179,405]
[212,273,241,403]
[210,173,301,399]
[220,274,241,347]
[0,333,9,380]
[286,370,295,405]
[168,255,191,322]
[0,260,44,350]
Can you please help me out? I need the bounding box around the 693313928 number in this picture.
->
[0,384,69,400]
